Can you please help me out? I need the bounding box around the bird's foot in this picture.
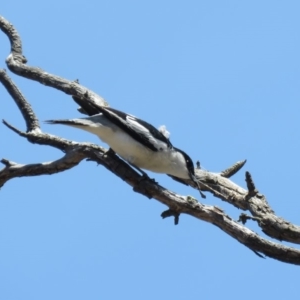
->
[191,175,206,199]
[128,162,158,184]
[105,148,116,157]
[139,172,158,184]
[199,190,206,199]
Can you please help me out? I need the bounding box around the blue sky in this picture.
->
[1,1,300,299]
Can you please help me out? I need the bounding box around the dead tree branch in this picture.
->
[1,15,300,265]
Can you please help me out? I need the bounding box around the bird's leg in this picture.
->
[105,149,148,177]
[105,149,156,183]
[191,175,206,199]
[88,148,116,162]
[128,162,157,183]
[130,163,156,199]
[195,182,206,199]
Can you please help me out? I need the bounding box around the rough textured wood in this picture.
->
[1,15,300,265]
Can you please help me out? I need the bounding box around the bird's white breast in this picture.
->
[74,115,190,180]
[96,126,189,179]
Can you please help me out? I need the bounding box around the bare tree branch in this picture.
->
[0,69,39,131]
[0,152,85,187]
[1,15,300,265]
[0,16,108,109]
[220,159,247,178]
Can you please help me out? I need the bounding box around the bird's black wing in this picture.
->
[71,97,172,151]
[100,107,173,151]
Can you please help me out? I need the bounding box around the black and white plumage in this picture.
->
[46,100,202,194]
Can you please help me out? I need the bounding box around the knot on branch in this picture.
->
[9,52,27,64]
[245,171,258,196]
[237,213,261,225]
[161,209,180,225]
[1,158,17,167]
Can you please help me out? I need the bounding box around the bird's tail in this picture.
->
[45,119,93,126]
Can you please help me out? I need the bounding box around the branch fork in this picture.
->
[1,15,300,265]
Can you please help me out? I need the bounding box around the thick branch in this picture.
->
[188,168,300,244]
[1,14,300,265]
[244,172,300,243]
[154,193,300,265]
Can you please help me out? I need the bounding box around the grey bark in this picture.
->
[1,15,300,265]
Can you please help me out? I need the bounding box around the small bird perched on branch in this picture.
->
[46,100,204,197]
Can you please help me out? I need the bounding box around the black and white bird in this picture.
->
[46,99,204,197]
